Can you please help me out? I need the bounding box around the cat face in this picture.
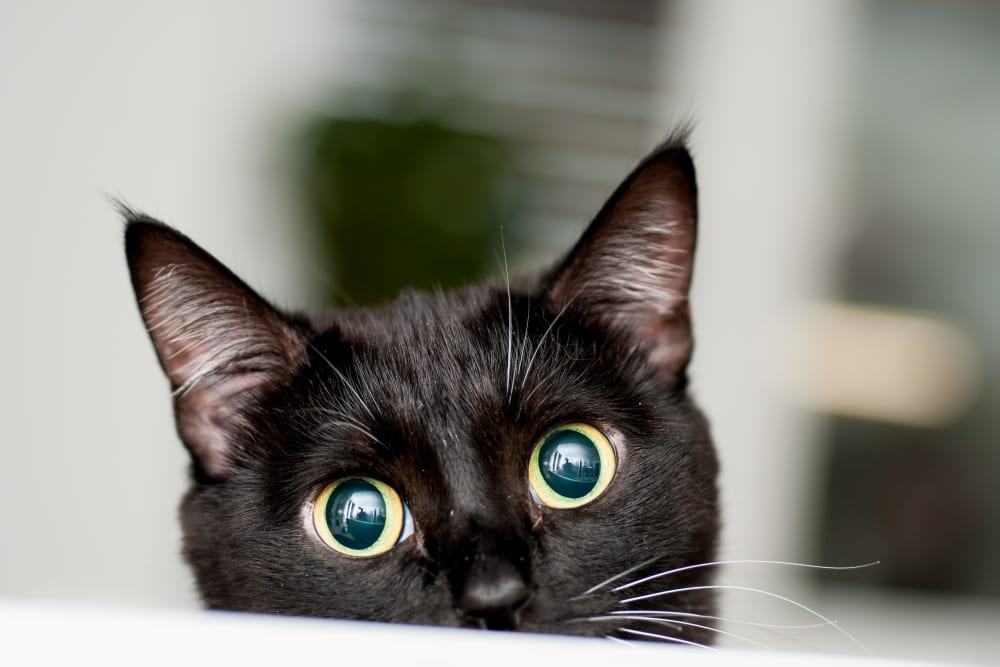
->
[125,139,719,644]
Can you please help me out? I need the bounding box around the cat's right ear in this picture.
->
[125,216,307,480]
[544,137,698,384]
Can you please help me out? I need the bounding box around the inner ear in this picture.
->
[546,139,698,380]
[125,215,307,479]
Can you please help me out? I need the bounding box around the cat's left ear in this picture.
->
[125,216,307,480]
[546,138,698,381]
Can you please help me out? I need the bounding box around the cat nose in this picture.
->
[457,559,531,630]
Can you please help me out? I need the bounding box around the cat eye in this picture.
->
[528,423,617,508]
[312,477,413,557]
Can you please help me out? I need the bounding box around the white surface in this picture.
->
[0,600,982,667]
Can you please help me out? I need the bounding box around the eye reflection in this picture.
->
[538,432,602,499]
[325,479,388,550]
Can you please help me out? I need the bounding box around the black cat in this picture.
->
[125,137,719,645]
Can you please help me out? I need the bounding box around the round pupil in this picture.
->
[538,430,602,499]
[324,479,387,550]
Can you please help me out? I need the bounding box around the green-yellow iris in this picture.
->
[529,423,617,508]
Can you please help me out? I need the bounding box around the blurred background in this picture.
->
[1,0,998,662]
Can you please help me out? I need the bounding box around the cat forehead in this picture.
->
[298,283,615,440]
[327,287,512,364]
[300,288,512,411]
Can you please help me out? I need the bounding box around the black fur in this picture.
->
[125,138,719,643]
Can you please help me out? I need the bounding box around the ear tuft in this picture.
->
[125,216,306,479]
[547,138,698,380]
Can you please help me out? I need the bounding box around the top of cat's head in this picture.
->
[124,136,718,640]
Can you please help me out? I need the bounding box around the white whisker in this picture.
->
[604,614,771,650]
[620,584,869,654]
[297,400,385,448]
[613,559,880,592]
[520,296,531,378]
[575,556,662,598]
[520,293,578,392]
[309,343,376,420]
[620,628,718,651]
[521,367,559,406]
[568,615,682,632]
[315,419,382,447]
[610,609,834,630]
[500,231,513,398]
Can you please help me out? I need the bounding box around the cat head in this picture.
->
[125,138,719,642]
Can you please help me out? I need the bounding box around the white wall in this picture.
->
[0,0,349,607]
[655,0,857,591]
